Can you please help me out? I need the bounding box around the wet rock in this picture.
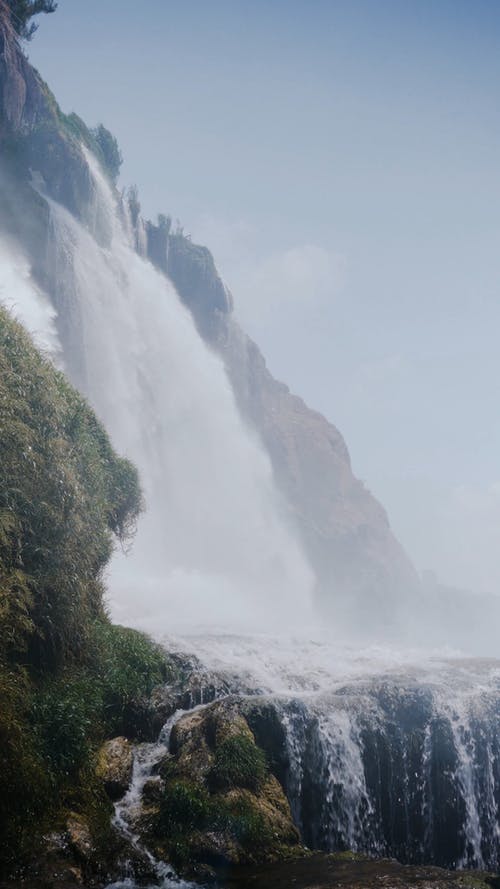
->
[65,813,94,862]
[95,737,133,800]
[143,775,165,805]
[217,852,500,889]
[149,698,303,871]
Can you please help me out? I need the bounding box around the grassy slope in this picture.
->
[0,305,170,872]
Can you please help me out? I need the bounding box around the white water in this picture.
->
[164,631,500,868]
[0,240,62,359]
[108,708,205,889]
[10,150,315,633]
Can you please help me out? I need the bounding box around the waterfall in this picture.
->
[168,632,500,870]
[2,146,500,877]
[4,149,315,633]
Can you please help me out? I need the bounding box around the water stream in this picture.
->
[106,708,207,889]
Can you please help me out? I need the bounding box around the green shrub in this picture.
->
[0,668,49,867]
[31,674,103,778]
[0,307,142,669]
[0,308,147,872]
[209,733,267,792]
[158,781,211,835]
[88,620,171,735]
[91,124,123,183]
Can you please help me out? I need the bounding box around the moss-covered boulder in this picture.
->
[95,737,133,800]
[147,699,302,873]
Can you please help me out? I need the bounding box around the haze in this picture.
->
[27,0,500,595]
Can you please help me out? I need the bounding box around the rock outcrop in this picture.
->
[146,220,420,623]
[143,699,302,873]
[95,738,133,801]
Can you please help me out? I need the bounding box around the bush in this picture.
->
[29,621,170,780]
[7,1,57,41]
[0,307,142,669]
[209,733,267,792]
[91,124,123,183]
[31,674,102,778]
[158,781,211,835]
[89,620,171,735]
[0,669,49,868]
[0,308,148,873]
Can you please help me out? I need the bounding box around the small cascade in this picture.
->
[106,708,207,889]
[278,667,500,869]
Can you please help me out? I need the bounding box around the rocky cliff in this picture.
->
[146,222,419,622]
[0,4,419,625]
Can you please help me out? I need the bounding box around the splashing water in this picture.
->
[166,631,500,870]
[107,708,207,889]
[3,147,500,877]
[0,240,62,359]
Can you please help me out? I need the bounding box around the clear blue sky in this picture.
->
[28,0,500,593]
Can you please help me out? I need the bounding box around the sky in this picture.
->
[27,0,500,594]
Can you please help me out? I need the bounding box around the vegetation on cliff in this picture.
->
[6,0,57,41]
[0,305,170,874]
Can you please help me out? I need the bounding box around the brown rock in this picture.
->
[66,813,94,861]
[95,736,133,800]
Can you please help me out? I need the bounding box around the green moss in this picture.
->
[209,733,267,792]
[157,780,211,835]
[219,797,273,850]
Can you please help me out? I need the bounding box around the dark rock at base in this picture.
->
[218,852,500,889]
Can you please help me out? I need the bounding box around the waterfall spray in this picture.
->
[2,148,315,633]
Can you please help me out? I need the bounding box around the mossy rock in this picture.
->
[150,699,303,871]
[95,737,133,800]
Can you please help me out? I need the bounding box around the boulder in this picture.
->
[66,813,94,862]
[149,699,303,871]
[95,736,133,800]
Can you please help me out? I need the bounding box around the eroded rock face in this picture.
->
[218,316,420,629]
[95,737,133,801]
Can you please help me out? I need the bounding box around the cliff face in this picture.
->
[146,222,419,619]
[0,9,418,621]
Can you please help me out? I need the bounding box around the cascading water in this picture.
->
[36,151,315,633]
[107,708,207,889]
[0,239,62,359]
[167,633,500,871]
